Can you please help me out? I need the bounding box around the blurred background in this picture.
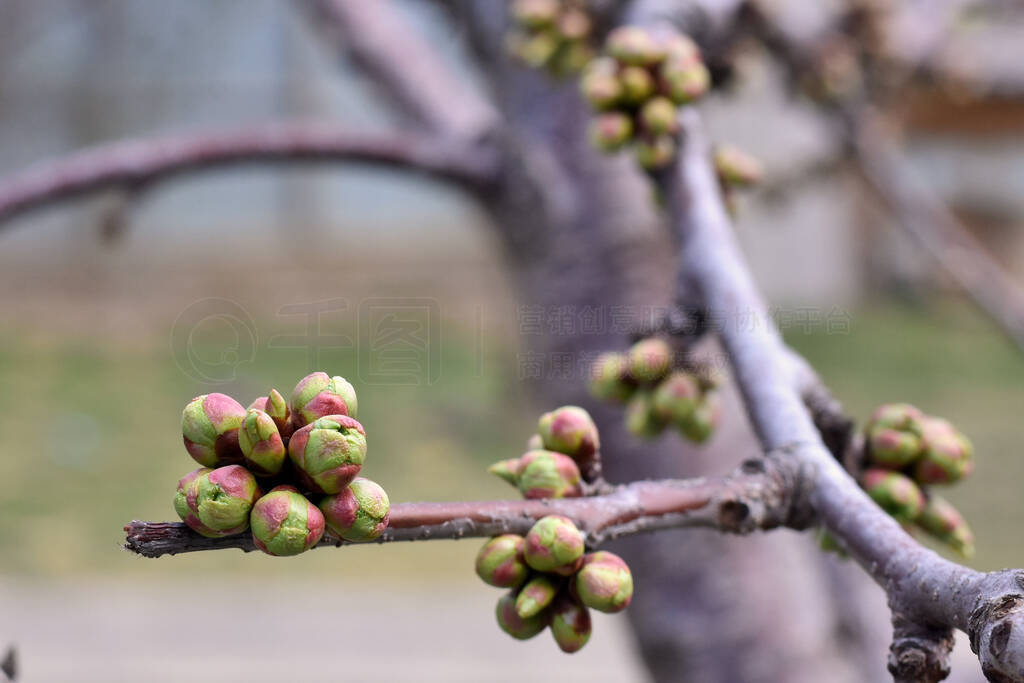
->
[0,1,1022,681]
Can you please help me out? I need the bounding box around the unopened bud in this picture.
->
[538,406,600,463]
[625,389,667,439]
[861,468,925,521]
[916,495,975,559]
[574,551,633,613]
[496,593,549,640]
[619,66,656,104]
[475,534,530,589]
[319,477,390,542]
[488,458,521,487]
[510,0,558,28]
[524,515,585,573]
[250,486,325,556]
[634,135,677,170]
[628,338,672,383]
[288,414,367,494]
[678,390,721,444]
[913,417,974,485]
[588,351,634,402]
[550,593,592,653]
[238,409,287,476]
[516,574,561,618]
[639,97,679,136]
[290,372,357,427]
[589,112,633,152]
[606,26,665,66]
[651,371,700,423]
[181,393,246,467]
[517,450,582,499]
[662,59,710,104]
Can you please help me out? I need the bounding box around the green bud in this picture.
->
[628,337,672,383]
[524,515,585,573]
[651,371,700,423]
[516,574,561,618]
[635,135,677,170]
[538,405,600,463]
[714,145,763,188]
[605,26,665,66]
[288,414,367,494]
[550,593,592,653]
[556,9,591,41]
[290,372,357,427]
[526,433,544,450]
[678,390,721,444]
[588,351,634,402]
[250,486,325,556]
[495,593,549,640]
[625,389,666,439]
[639,96,679,135]
[247,388,292,436]
[238,409,287,476]
[867,403,925,432]
[181,393,247,467]
[662,59,710,104]
[916,496,975,559]
[580,69,624,110]
[661,34,701,63]
[319,477,390,542]
[619,66,656,104]
[861,468,925,521]
[517,450,582,499]
[868,427,923,468]
[913,417,974,485]
[573,551,633,613]
[552,41,594,77]
[475,535,530,589]
[488,458,521,487]
[510,0,559,29]
[518,31,560,69]
[175,465,260,538]
[589,112,633,152]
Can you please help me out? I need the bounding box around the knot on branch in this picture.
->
[888,615,954,683]
[968,572,1024,682]
[713,455,814,533]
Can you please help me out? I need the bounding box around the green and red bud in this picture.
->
[867,403,925,432]
[556,8,591,41]
[516,574,561,618]
[537,405,600,464]
[181,393,247,467]
[290,372,358,428]
[588,351,634,402]
[238,409,287,476]
[662,59,710,104]
[250,486,325,556]
[589,112,633,152]
[628,338,672,383]
[868,427,923,468]
[634,135,677,170]
[678,390,721,444]
[174,465,260,538]
[288,414,367,494]
[550,593,592,653]
[518,31,560,69]
[651,371,700,424]
[916,495,975,559]
[619,66,656,104]
[861,468,925,521]
[714,145,763,188]
[661,34,701,63]
[517,450,582,499]
[488,458,521,487]
[510,0,559,29]
[605,26,664,66]
[625,389,667,439]
[573,551,633,613]
[475,534,530,589]
[913,417,974,485]
[496,593,549,640]
[248,388,292,437]
[639,97,679,136]
[524,515,585,573]
[319,477,390,542]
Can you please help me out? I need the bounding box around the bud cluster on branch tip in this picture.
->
[581,27,709,169]
[863,403,975,484]
[172,372,390,556]
[589,337,722,443]
[506,0,595,77]
[475,517,629,652]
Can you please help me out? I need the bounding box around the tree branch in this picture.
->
[665,106,1024,682]
[300,0,501,141]
[0,123,500,227]
[124,456,805,558]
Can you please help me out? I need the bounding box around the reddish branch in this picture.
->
[124,456,805,558]
[0,124,499,227]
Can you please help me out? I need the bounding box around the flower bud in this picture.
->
[238,409,287,476]
[867,427,922,468]
[678,390,721,444]
[181,393,246,467]
[550,593,592,653]
[867,403,925,432]
[661,34,701,63]
[248,389,292,437]
[625,389,667,439]
[495,593,549,640]
[488,458,521,487]
[588,351,634,402]
[526,433,544,450]
[640,97,679,136]
[288,415,367,494]
[714,145,763,188]
[606,26,664,66]
[475,534,530,589]
[518,31,560,69]
[574,551,633,613]
[916,495,975,559]
[619,66,656,104]
[290,372,358,428]
[556,9,591,41]
[651,371,700,423]
[510,0,558,28]
[174,465,260,538]
[861,468,925,521]
[628,338,672,383]
[250,486,325,556]
[517,450,582,499]
[319,477,390,542]
[634,135,677,170]
[589,112,633,152]
[662,59,710,104]
[538,406,600,463]
[524,515,585,573]
[913,417,974,485]
[552,41,594,77]
[516,574,561,618]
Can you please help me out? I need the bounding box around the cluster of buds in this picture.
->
[581,26,710,170]
[506,0,595,77]
[713,144,763,216]
[174,372,390,556]
[475,515,633,652]
[488,405,602,494]
[588,337,721,443]
[827,403,975,558]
